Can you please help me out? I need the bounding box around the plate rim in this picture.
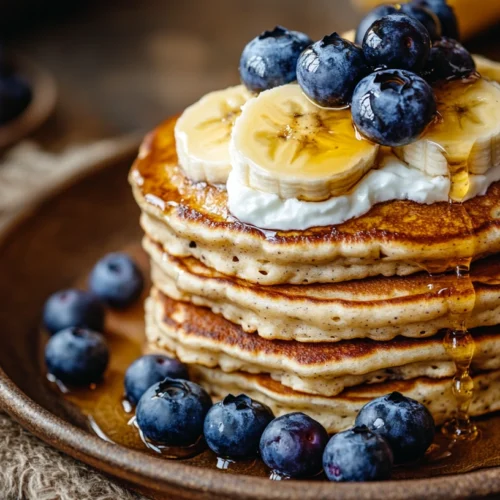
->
[1,158,500,500]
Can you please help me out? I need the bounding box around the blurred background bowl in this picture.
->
[0,53,57,149]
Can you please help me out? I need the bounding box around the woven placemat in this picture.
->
[0,139,148,500]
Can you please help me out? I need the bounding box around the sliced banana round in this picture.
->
[230,83,379,201]
[175,85,252,185]
[396,77,500,201]
[474,54,500,83]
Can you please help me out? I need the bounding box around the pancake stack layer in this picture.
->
[130,117,500,433]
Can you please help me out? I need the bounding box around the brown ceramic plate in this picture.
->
[1,156,500,500]
[0,52,57,149]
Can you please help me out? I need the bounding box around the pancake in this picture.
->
[189,366,500,433]
[130,117,500,285]
[145,238,500,342]
[146,288,500,397]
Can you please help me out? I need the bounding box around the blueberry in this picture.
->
[124,354,189,406]
[362,14,431,73]
[412,0,459,39]
[239,26,312,92]
[323,426,393,482]
[400,4,442,40]
[423,37,476,83]
[259,412,328,477]
[43,289,105,335]
[45,327,109,385]
[355,5,400,46]
[0,73,32,125]
[355,392,435,464]
[89,253,144,309]
[352,69,436,147]
[297,33,370,108]
[136,378,212,446]
[204,394,274,458]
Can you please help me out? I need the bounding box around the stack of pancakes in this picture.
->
[130,117,500,433]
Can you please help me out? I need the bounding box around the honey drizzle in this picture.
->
[435,197,478,441]
[441,265,478,441]
[448,159,471,203]
[421,76,486,440]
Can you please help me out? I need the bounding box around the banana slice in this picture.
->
[230,84,379,201]
[474,54,500,83]
[175,85,252,185]
[396,77,500,201]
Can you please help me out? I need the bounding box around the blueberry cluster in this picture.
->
[239,0,476,147]
[0,46,33,125]
[127,349,435,481]
[43,253,144,386]
[127,360,276,452]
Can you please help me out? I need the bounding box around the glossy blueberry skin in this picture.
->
[323,426,393,482]
[204,394,274,458]
[400,4,442,40]
[412,0,459,40]
[297,33,370,108]
[124,354,190,406]
[352,69,436,147]
[362,14,431,73]
[89,253,144,309]
[43,289,105,335]
[259,412,328,477]
[0,73,32,125]
[239,26,312,92]
[136,378,212,446]
[423,37,476,83]
[355,392,435,464]
[355,5,399,46]
[45,327,109,385]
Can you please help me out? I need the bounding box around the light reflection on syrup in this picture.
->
[215,456,259,472]
[46,373,70,394]
[121,398,133,414]
[269,471,291,481]
[216,457,235,470]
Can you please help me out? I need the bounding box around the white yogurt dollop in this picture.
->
[227,155,500,231]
